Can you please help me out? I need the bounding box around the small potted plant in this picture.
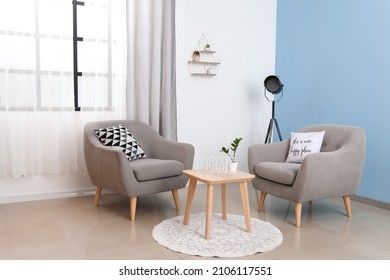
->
[192,50,200,61]
[204,43,211,51]
[220,137,243,172]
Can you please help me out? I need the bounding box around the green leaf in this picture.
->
[230,137,243,151]
[221,147,229,153]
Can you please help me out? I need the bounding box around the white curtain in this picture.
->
[0,0,127,178]
[126,0,177,140]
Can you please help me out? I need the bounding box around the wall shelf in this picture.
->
[188,34,220,76]
[187,60,220,65]
[191,72,217,76]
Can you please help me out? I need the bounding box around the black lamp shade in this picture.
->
[264,75,283,94]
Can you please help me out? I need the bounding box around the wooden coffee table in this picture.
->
[182,170,255,240]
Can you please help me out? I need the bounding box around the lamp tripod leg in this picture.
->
[274,118,283,141]
[264,118,282,143]
[265,119,274,143]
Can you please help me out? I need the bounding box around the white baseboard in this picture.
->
[0,171,96,204]
[0,188,96,204]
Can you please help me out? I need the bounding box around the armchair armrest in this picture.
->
[83,129,139,195]
[248,140,290,174]
[292,146,365,201]
[147,135,195,170]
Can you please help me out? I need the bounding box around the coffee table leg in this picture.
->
[183,177,197,225]
[205,184,214,240]
[221,183,227,220]
[239,182,252,233]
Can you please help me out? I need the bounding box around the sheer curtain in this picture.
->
[126,0,177,140]
[0,0,127,178]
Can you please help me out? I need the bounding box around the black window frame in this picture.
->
[0,0,116,112]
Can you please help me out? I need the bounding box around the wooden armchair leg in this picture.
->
[258,191,267,212]
[171,190,180,211]
[343,196,352,218]
[94,186,102,206]
[130,197,137,221]
[295,202,302,228]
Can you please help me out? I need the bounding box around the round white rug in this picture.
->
[152,212,283,258]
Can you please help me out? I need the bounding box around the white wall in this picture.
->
[0,0,277,203]
[176,0,276,171]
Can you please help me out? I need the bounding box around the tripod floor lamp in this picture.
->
[264,75,284,144]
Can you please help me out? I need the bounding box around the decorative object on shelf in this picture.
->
[188,34,220,76]
[263,75,284,144]
[220,137,243,172]
[192,50,200,61]
[206,67,214,75]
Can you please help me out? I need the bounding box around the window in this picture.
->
[0,0,126,111]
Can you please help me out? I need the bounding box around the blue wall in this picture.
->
[275,0,390,203]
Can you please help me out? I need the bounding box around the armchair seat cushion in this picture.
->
[130,158,184,182]
[255,162,301,186]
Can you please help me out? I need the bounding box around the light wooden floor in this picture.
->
[1,183,390,260]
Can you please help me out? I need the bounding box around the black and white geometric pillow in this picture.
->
[95,124,146,161]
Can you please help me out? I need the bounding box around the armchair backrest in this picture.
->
[298,124,365,154]
[84,120,164,156]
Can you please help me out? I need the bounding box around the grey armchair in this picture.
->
[84,120,195,221]
[248,124,366,227]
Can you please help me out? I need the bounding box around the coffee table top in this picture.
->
[183,169,255,184]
